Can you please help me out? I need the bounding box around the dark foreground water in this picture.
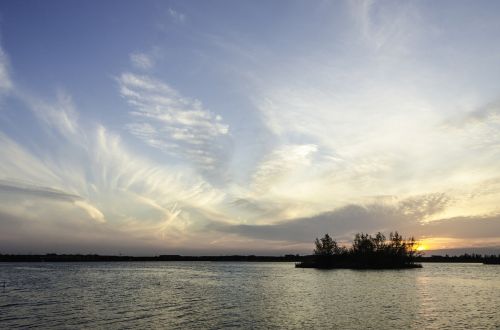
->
[0,262,499,329]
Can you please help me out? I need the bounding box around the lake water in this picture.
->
[0,262,499,329]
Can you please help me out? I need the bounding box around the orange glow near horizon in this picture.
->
[413,237,500,252]
[416,244,428,252]
[416,238,451,251]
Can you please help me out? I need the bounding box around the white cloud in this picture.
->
[0,77,232,250]
[130,52,154,70]
[0,47,12,92]
[33,91,80,137]
[74,200,105,223]
[252,144,317,193]
[118,73,230,174]
[168,8,186,23]
[0,177,105,225]
[0,133,61,186]
[0,117,230,247]
[0,179,106,224]
[349,0,421,53]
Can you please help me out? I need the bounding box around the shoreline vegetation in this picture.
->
[1,230,499,266]
[0,253,499,264]
[296,232,423,270]
[1,253,499,264]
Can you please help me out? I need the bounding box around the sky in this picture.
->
[0,0,499,255]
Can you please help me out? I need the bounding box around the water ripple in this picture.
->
[1,262,499,329]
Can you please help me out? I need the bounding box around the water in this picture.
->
[0,262,499,329]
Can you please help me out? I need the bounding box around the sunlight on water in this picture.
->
[0,262,499,329]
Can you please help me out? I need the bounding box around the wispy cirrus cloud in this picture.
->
[0,117,228,249]
[349,0,421,53]
[130,52,155,70]
[0,47,12,92]
[118,73,231,176]
[0,179,81,201]
[251,144,317,194]
[0,151,104,223]
[26,90,82,141]
[0,63,229,250]
[168,8,186,24]
[0,34,238,253]
[444,100,500,132]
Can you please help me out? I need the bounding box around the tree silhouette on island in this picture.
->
[296,232,423,269]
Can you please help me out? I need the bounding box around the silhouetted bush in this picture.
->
[297,231,422,269]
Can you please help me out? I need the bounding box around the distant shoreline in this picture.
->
[0,254,301,263]
[1,254,499,264]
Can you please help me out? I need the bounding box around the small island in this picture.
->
[296,232,422,269]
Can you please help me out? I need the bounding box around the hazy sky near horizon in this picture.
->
[0,0,500,255]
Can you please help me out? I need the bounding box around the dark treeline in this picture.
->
[296,232,423,269]
[416,254,500,264]
[0,254,303,263]
[1,252,499,264]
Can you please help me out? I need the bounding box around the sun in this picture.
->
[416,244,428,252]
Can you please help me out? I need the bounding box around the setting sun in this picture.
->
[416,244,428,252]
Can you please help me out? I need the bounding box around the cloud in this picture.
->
[445,100,500,128]
[209,193,500,246]
[118,73,230,176]
[438,100,500,156]
[0,47,12,92]
[212,209,500,253]
[251,144,317,193]
[209,204,391,243]
[0,179,81,202]
[130,52,155,70]
[22,90,82,141]
[0,118,228,249]
[417,215,500,240]
[0,210,164,255]
[0,179,105,223]
[349,0,421,53]
[252,49,500,216]
[0,77,229,250]
[398,193,451,222]
[90,125,225,208]
[168,8,186,23]
[73,200,105,223]
[0,132,62,186]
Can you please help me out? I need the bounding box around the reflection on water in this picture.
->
[0,262,499,329]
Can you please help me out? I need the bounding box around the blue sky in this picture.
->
[0,0,499,255]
